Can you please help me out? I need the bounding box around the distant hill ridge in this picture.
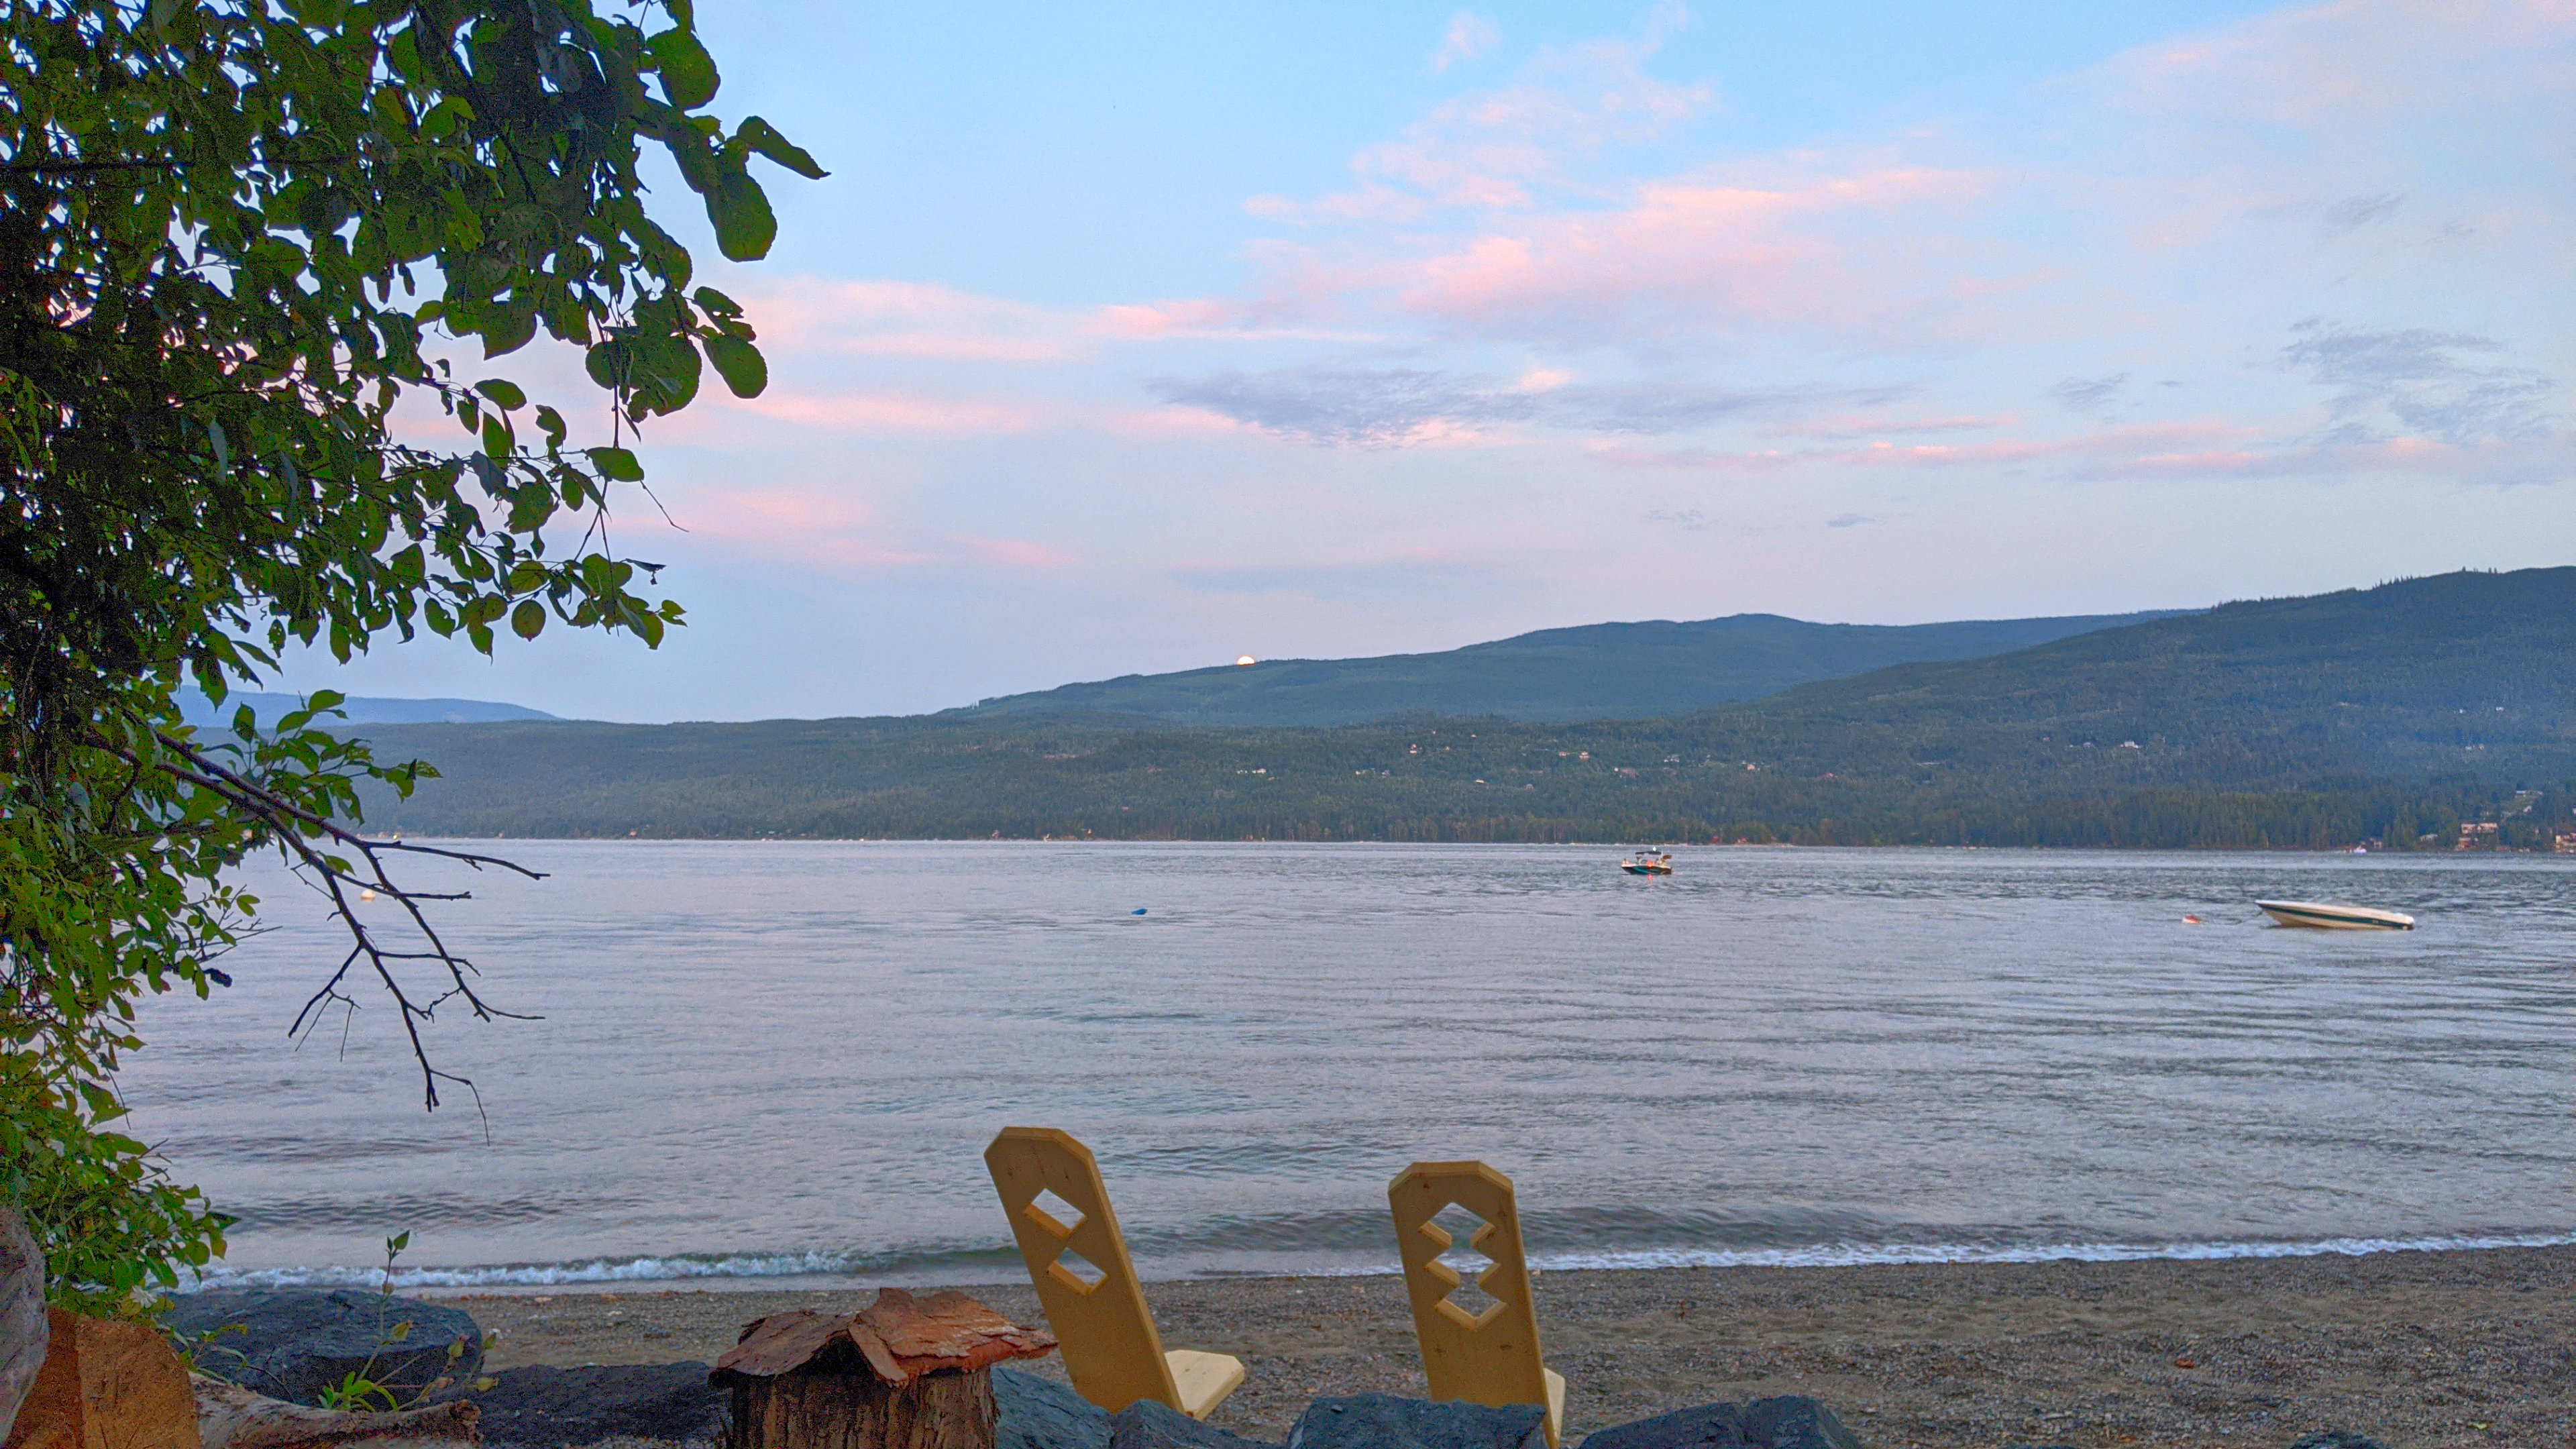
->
[178,692,557,728]
[351,568,2576,849]
[957,608,2193,724]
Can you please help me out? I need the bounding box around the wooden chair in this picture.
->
[983,1128,1246,1419]
[1387,1161,1565,1448]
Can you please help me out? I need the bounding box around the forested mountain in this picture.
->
[957,608,2189,724]
[347,570,2576,849]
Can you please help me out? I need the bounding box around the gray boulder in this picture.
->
[460,1362,727,1448]
[1578,1399,1864,1449]
[996,1367,1112,1449]
[1288,1394,1548,1449]
[2290,1437,2390,1449]
[1111,1397,1279,1449]
[0,1207,44,1446]
[165,1289,483,1407]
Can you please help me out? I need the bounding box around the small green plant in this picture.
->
[171,1320,250,1376]
[313,1232,417,1413]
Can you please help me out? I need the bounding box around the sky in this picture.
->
[282,0,2576,721]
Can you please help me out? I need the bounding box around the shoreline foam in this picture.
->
[182,1226,2576,1295]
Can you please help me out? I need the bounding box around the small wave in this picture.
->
[180,1228,2576,1293]
[186,1247,1017,1293]
[1525,1228,2576,1273]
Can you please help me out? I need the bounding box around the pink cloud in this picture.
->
[2099,0,2576,130]
[1089,299,1244,338]
[1432,11,1501,73]
[1766,413,2019,439]
[676,486,937,571]
[953,535,1077,569]
[1285,28,1715,221]
[729,390,1041,435]
[1594,420,2267,473]
[734,278,1081,364]
[1389,167,1993,339]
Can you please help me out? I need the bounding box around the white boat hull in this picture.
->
[2256,899,2415,930]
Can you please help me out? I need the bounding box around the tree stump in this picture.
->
[712,1291,1054,1449]
[0,1210,42,1446]
[2,1309,202,1449]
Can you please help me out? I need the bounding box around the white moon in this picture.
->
[1236,655,1257,666]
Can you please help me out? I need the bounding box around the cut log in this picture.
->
[3,1308,201,1449]
[0,1210,44,1446]
[189,1375,476,1449]
[712,1290,1055,1449]
[724,1367,989,1449]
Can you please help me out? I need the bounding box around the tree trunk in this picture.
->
[0,1210,42,1446]
[724,1367,993,1449]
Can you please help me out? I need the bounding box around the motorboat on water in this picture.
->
[2255,899,2415,930]
[1621,848,1674,875]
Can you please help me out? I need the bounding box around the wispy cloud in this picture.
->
[2051,375,2127,413]
[1150,367,1886,447]
[2322,191,2404,234]
[1171,553,1517,603]
[2284,321,2561,445]
[1431,11,1500,73]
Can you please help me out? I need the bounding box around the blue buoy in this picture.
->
[1131,908,1148,916]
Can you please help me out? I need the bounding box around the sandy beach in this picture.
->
[439,1244,2573,1448]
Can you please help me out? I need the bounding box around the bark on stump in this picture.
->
[2,1309,201,1449]
[712,1291,1054,1449]
[0,1209,43,1446]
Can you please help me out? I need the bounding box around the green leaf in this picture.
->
[585,339,631,392]
[645,29,720,111]
[703,335,766,398]
[512,600,547,639]
[706,173,776,262]
[590,446,646,482]
[734,117,827,180]
[476,380,527,411]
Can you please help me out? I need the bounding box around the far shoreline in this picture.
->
[347,833,2575,855]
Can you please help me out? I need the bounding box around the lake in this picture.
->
[122,842,2576,1291]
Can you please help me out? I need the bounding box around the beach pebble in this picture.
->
[457,1362,727,1448]
[996,1366,1112,1449]
[166,1289,484,1407]
[1285,1393,1546,1449]
[2290,1436,2391,1449]
[1112,1397,1279,1449]
[1580,1398,1864,1449]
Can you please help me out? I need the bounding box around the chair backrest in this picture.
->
[1387,1161,1550,1413]
[985,1127,1179,1413]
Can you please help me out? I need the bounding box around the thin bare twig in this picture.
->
[97,727,548,1110]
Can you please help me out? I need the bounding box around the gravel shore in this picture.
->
[443,1244,2574,1447]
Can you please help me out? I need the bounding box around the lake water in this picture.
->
[122,843,2576,1291]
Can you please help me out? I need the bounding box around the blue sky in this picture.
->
[289,0,2574,720]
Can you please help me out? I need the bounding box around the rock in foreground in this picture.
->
[1109,1398,1277,1449]
[1287,1394,1546,1449]
[458,1364,724,1449]
[994,1371,1108,1449]
[1580,1399,1864,1449]
[166,1293,483,1409]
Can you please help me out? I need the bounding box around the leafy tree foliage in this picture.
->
[0,0,816,1311]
